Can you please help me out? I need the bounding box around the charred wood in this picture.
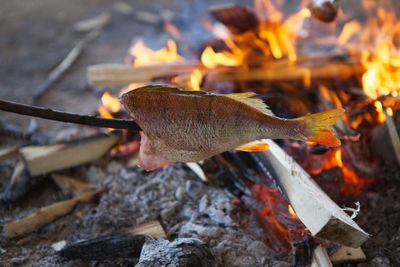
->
[209,4,259,34]
[136,238,216,267]
[0,161,46,204]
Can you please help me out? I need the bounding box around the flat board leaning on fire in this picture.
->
[263,139,369,248]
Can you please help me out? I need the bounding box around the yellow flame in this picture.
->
[189,68,203,90]
[374,101,386,123]
[101,92,121,113]
[130,38,184,66]
[201,46,241,69]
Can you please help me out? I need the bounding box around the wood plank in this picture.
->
[262,140,369,247]
[20,133,119,176]
[87,62,202,87]
[4,190,101,238]
[311,245,333,267]
[330,246,366,264]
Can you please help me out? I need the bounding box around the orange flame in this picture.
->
[306,148,375,195]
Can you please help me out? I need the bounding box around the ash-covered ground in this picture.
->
[0,158,292,266]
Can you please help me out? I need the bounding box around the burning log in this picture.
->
[87,62,202,87]
[19,133,119,176]
[263,140,369,247]
[4,190,102,238]
[208,62,364,83]
[209,4,259,34]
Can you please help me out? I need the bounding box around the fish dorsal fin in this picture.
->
[225,92,275,116]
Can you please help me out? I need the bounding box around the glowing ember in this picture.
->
[305,148,375,195]
[251,184,307,253]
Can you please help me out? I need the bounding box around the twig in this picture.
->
[0,99,140,131]
[33,28,102,102]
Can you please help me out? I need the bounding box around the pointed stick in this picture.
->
[0,99,140,131]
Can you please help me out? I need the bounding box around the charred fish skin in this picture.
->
[121,85,344,168]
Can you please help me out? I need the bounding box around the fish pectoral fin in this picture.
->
[139,153,173,171]
[235,140,269,152]
[138,131,174,171]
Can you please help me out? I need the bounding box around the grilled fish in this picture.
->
[121,85,344,170]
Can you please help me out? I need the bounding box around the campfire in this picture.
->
[1,0,400,266]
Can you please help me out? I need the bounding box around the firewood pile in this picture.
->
[1,0,400,266]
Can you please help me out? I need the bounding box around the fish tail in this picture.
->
[300,108,345,147]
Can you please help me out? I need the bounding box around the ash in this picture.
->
[1,161,291,266]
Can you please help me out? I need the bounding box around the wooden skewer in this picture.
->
[0,99,140,131]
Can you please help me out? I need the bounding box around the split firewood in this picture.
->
[263,140,369,247]
[4,190,102,238]
[209,4,259,34]
[19,133,120,176]
[51,174,92,197]
[0,145,20,162]
[87,62,202,87]
[330,246,366,264]
[311,245,333,267]
[384,110,400,165]
[208,62,364,83]
[58,220,167,261]
[0,160,45,204]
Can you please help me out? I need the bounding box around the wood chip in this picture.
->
[20,133,119,176]
[51,174,92,197]
[4,190,102,238]
[330,246,366,264]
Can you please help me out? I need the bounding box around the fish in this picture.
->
[120,85,345,171]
